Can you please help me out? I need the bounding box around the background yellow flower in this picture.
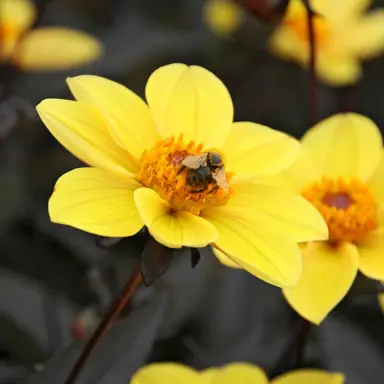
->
[204,0,384,85]
[270,0,384,85]
[37,63,328,289]
[203,0,244,37]
[0,0,103,71]
[278,113,384,324]
[131,362,344,384]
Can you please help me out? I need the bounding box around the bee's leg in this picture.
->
[177,165,186,175]
[189,188,206,194]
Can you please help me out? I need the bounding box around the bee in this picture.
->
[179,152,228,193]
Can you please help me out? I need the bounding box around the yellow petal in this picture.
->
[367,153,384,204]
[224,183,328,242]
[0,0,35,33]
[283,0,368,24]
[131,363,202,384]
[316,54,362,87]
[253,172,297,191]
[213,247,241,269]
[213,245,285,285]
[311,0,370,19]
[269,14,363,87]
[49,168,143,237]
[203,0,244,37]
[269,25,306,64]
[203,205,302,288]
[338,11,384,59]
[36,99,137,177]
[358,229,384,280]
[271,369,345,384]
[145,63,233,148]
[284,146,322,191]
[202,363,268,384]
[301,113,382,180]
[67,75,160,162]
[283,242,359,324]
[378,293,384,314]
[221,122,299,182]
[379,207,384,227]
[13,27,103,71]
[134,188,218,248]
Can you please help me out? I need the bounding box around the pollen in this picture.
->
[137,135,233,215]
[302,177,378,243]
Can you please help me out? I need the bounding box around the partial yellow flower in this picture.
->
[270,0,384,85]
[131,363,202,384]
[36,63,328,288]
[131,362,344,384]
[278,113,384,324]
[379,292,384,314]
[214,247,242,268]
[203,0,244,37]
[270,369,344,384]
[0,0,102,71]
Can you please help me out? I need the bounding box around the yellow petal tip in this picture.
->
[14,27,103,71]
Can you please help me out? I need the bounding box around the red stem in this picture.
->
[64,264,142,384]
[303,0,318,126]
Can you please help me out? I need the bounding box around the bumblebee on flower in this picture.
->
[36,63,327,288]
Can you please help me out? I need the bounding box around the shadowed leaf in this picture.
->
[26,287,168,384]
[96,237,123,249]
[141,238,174,287]
[321,315,384,384]
[190,248,201,268]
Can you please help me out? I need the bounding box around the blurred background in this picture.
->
[1,0,384,383]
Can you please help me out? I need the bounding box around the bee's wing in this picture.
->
[212,168,228,189]
[181,154,208,169]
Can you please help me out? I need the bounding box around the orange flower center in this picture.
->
[286,13,330,46]
[137,135,233,215]
[302,177,378,243]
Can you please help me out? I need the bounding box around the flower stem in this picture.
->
[64,264,142,384]
[302,0,318,126]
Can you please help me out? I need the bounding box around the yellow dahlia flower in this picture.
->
[270,0,384,85]
[275,113,384,323]
[0,0,102,71]
[36,63,327,288]
[131,362,344,384]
